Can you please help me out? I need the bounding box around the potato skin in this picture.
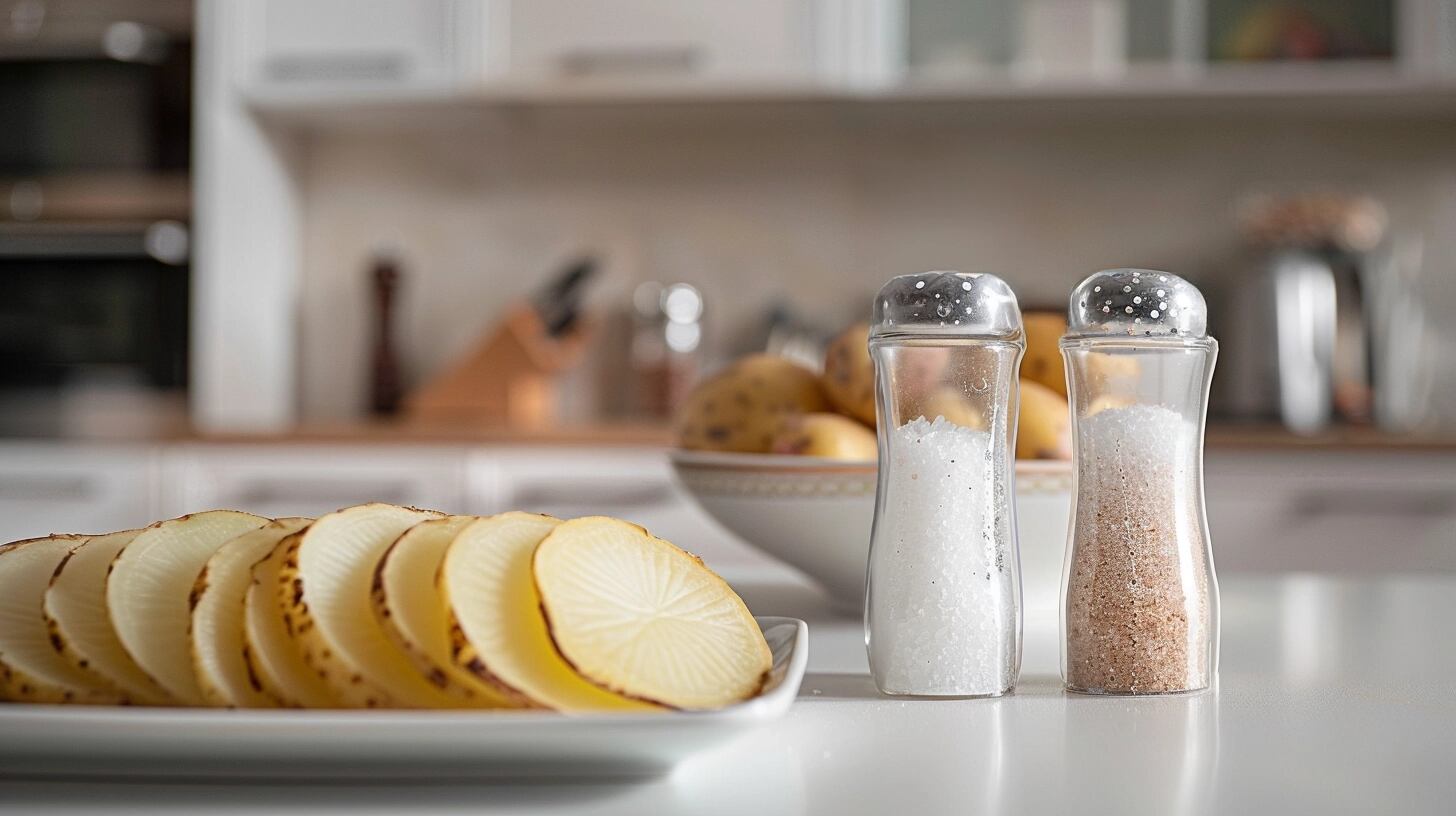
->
[821,323,876,425]
[371,530,519,709]
[915,386,986,430]
[676,354,831,453]
[1017,379,1072,460]
[1022,312,1070,398]
[0,536,127,706]
[770,412,878,460]
[275,533,399,709]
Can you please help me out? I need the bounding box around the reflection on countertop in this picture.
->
[731,572,1456,815]
[3,574,1452,814]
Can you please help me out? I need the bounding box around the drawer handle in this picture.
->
[264,53,409,83]
[1291,491,1456,517]
[232,482,411,506]
[511,484,673,509]
[556,46,700,77]
[0,476,94,501]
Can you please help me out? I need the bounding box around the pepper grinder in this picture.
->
[1060,268,1219,695]
[865,271,1025,698]
[369,253,403,416]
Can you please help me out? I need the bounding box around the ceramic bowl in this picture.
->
[670,451,1073,615]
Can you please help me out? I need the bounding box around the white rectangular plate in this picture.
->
[0,617,807,781]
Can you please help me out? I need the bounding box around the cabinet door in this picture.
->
[507,0,819,84]
[159,445,467,521]
[0,444,159,543]
[1205,450,1456,573]
[246,0,464,93]
[471,447,786,579]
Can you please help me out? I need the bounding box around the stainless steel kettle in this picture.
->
[1219,247,1371,434]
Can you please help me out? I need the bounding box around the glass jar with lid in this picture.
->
[865,271,1024,698]
[1060,268,1219,695]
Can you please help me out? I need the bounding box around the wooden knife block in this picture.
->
[406,305,591,429]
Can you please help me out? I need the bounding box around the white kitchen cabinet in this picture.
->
[240,0,481,96]
[158,445,468,521]
[1205,450,1456,573]
[4,440,1450,580]
[472,447,784,578]
[0,443,159,543]
[504,0,822,86]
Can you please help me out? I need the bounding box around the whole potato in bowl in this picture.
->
[821,323,876,425]
[676,355,831,453]
[771,412,878,460]
[669,451,1072,627]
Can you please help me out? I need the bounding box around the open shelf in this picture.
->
[245,62,1456,130]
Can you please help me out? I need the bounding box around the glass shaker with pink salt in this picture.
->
[865,271,1025,698]
[1060,268,1219,695]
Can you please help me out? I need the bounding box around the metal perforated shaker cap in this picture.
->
[870,271,1022,341]
[1066,269,1208,340]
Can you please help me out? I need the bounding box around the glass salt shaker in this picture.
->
[1060,269,1219,695]
[865,271,1024,697]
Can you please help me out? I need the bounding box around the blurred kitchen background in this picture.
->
[2,1,1453,584]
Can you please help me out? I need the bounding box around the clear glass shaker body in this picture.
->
[1059,269,1219,695]
[865,272,1024,698]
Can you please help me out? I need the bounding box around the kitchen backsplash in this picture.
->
[296,107,1456,422]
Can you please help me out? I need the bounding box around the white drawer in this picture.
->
[159,444,468,521]
[1205,450,1456,573]
[0,443,159,542]
[506,0,820,84]
[471,446,774,574]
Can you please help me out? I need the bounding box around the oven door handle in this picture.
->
[0,220,188,264]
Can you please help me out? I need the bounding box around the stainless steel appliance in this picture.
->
[1,0,193,435]
[1217,194,1384,433]
[0,221,189,435]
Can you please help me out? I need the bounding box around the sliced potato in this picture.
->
[442,512,659,713]
[0,535,125,704]
[192,518,311,708]
[373,516,516,708]
[43,528,173,705]
[242,527,340,708]
[280,503,458,708]
[534,517,771,710]
[107,510,269,705]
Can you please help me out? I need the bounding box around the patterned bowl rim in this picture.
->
[668,450,1072,489]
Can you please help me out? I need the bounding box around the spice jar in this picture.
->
[865,271,1024,697]
[1060,269,1219,695]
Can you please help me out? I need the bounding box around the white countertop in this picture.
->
[2,571,1454,815]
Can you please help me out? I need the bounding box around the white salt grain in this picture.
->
[868,416,1016,696]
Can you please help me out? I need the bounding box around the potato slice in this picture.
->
[0,535,125,704]
[192,518,311,708]
[372,516,516,708]
[280,503,459,708]
[441,512,658,713]
[242,527,340,708]
[43,529,173,705]
[107,510,269,705]
[534,517,771,710]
